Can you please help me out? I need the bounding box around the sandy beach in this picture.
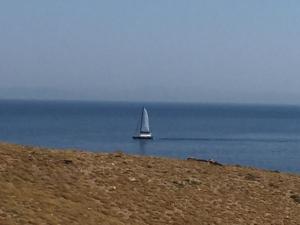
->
[0,142,299,225]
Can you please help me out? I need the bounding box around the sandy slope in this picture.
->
[0,143,299,225]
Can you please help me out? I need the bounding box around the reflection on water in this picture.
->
[137,139,148,155]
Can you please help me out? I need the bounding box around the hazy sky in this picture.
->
[1,1,300,104]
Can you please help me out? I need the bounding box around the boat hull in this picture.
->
[132,133,153,140]
[132,136,153,140]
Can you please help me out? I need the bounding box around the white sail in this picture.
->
[140,108,150,133]
[133,107,152,139]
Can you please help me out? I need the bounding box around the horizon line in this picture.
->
[1,97,300,107]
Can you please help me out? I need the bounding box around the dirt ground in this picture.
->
[0,142,299,225]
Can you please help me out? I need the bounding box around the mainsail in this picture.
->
[140,107,150,133]
[133,107,153,139]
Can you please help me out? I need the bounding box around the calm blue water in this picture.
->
[0,100,300,173]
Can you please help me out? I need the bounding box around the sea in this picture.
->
[0,99,300,173]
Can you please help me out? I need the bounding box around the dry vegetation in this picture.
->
[0,142,300,225]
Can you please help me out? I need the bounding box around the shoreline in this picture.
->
[0,142,299,224]
[1,141,297,175]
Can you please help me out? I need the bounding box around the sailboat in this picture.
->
[133,107,153,139]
